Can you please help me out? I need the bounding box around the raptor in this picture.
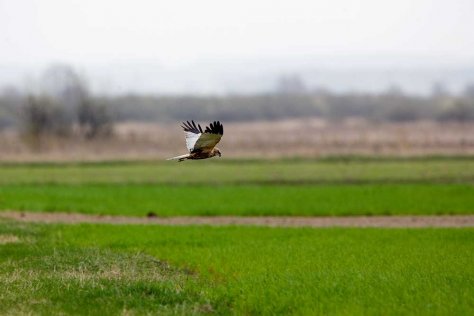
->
[167,120,224,162]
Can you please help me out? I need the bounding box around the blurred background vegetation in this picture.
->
[1,64,474,133]
[0,64,473,160]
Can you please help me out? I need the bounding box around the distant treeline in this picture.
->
[108,91,474,123]
[1,65,474,134]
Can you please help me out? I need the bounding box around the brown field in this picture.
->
[1,119,473,161]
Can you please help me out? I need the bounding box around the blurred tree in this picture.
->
[463,83,474,99]
[78,98,113,139]
[276,74,307,94]
[41,64,114,139]
[41,64,85,124]
[19,94,70,149]
[0,86,23,129]
[385,84,404,96]
[15,65,114,145]
[431,81,449,98]
[437,99,474,122]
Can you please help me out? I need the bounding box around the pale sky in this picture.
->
[1,0,473,95]
[1,0,473,66]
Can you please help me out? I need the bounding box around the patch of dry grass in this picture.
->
[0,245,206,315]
[0,235,20,245]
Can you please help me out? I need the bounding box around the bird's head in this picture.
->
[214,148,222,157]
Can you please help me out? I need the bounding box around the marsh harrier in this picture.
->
[167,120,224,161]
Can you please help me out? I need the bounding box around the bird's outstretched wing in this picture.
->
[181,120,203,152]
[181,120,224,153]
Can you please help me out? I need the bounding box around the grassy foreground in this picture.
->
[0,157,473,216]
[1,221,473,315]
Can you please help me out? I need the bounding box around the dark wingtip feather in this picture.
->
[181,120,202,134]
[218,121,223,135]
[201,120,224,135]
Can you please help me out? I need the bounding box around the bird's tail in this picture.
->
[166,153,190,162]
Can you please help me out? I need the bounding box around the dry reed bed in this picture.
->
[0,119,473,161]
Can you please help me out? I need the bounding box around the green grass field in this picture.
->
[0,157,473,216]
[1,183,473,216]
[1,221,473,315]
[1,157,473,315]
[1,157,474,185]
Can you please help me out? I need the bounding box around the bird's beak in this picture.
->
[218,152,222,157]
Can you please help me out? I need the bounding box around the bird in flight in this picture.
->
[167,120,224,162]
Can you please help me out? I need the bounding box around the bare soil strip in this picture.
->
[1,211,474,228]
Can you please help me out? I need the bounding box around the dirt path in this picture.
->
[1,211,474,228]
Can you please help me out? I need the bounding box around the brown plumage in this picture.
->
[167,120,224,162]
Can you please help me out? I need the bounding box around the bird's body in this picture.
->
[167,120,224,162]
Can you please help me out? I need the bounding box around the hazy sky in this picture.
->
[1,0,473,67]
